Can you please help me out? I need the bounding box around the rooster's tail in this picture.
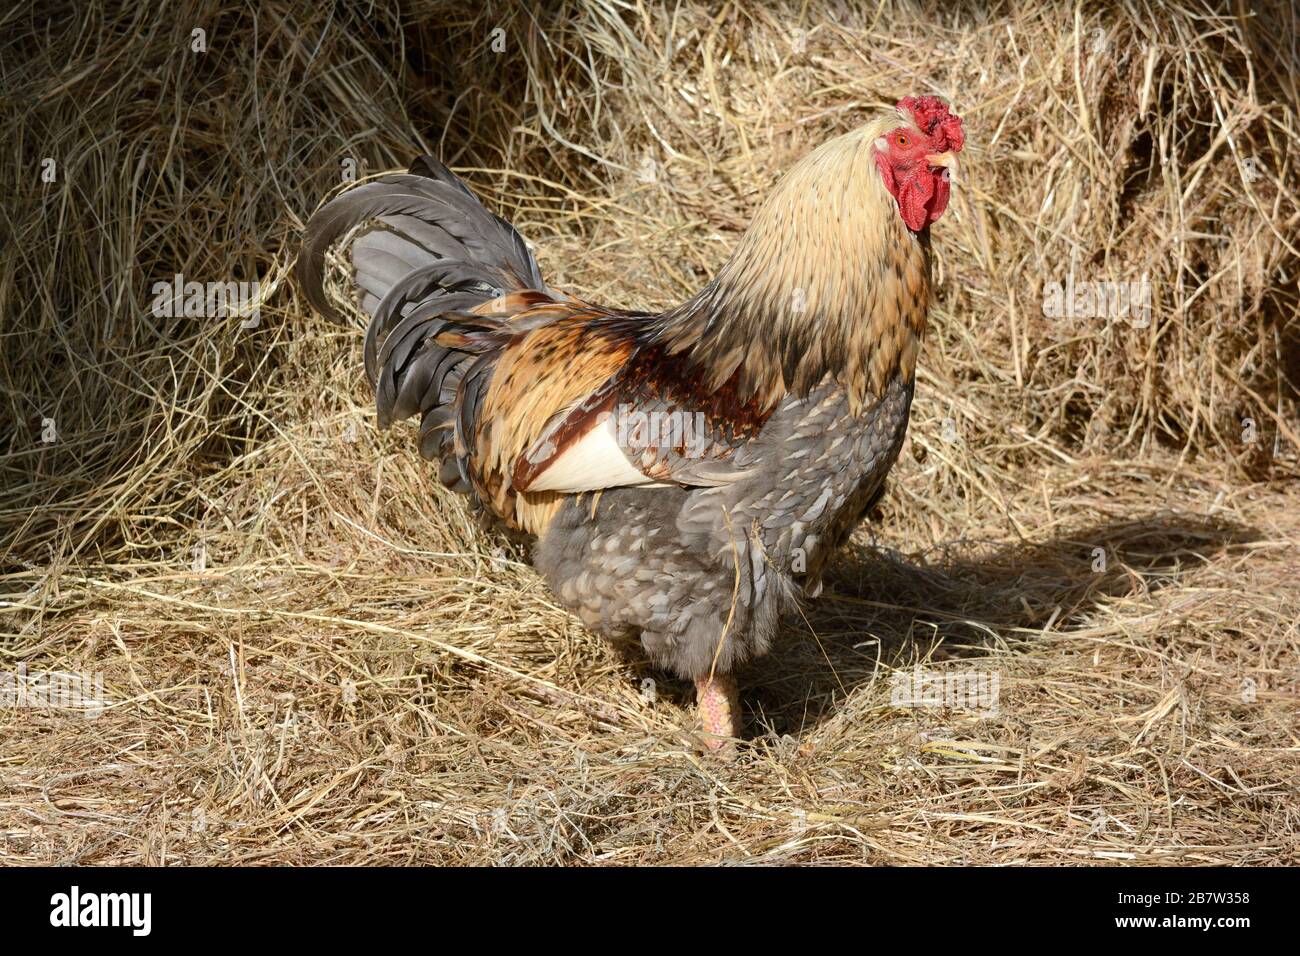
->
[296,156,549,491]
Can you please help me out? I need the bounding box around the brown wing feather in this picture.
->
[470,307,641,533]
[512,339,781,495]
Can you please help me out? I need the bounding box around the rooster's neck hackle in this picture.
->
[656,117,931,414]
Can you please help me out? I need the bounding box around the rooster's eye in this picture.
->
[895,133,909,148]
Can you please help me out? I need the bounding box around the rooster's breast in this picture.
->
[703,370,915,594]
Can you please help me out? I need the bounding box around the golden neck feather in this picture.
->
[655,117,932,414]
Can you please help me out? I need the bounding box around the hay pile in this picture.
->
[2,0,1297,864]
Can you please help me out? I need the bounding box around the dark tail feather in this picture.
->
[296,157,546,493]
[296,155,545,327]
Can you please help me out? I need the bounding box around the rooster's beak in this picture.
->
[926,151,958,181]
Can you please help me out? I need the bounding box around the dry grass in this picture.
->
[1,0,1297,864]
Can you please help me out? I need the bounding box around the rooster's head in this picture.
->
[873,96,965,232]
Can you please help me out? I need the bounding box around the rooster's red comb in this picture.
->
[897,96,964,154]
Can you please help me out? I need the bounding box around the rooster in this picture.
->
[297,96,964,750]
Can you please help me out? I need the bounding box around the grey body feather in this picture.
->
[534,374,912,678]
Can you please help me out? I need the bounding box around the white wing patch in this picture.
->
[523,417,664,493]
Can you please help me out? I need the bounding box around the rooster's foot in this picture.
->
[694,672,740,754]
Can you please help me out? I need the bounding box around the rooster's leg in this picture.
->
[694,672,740,751]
